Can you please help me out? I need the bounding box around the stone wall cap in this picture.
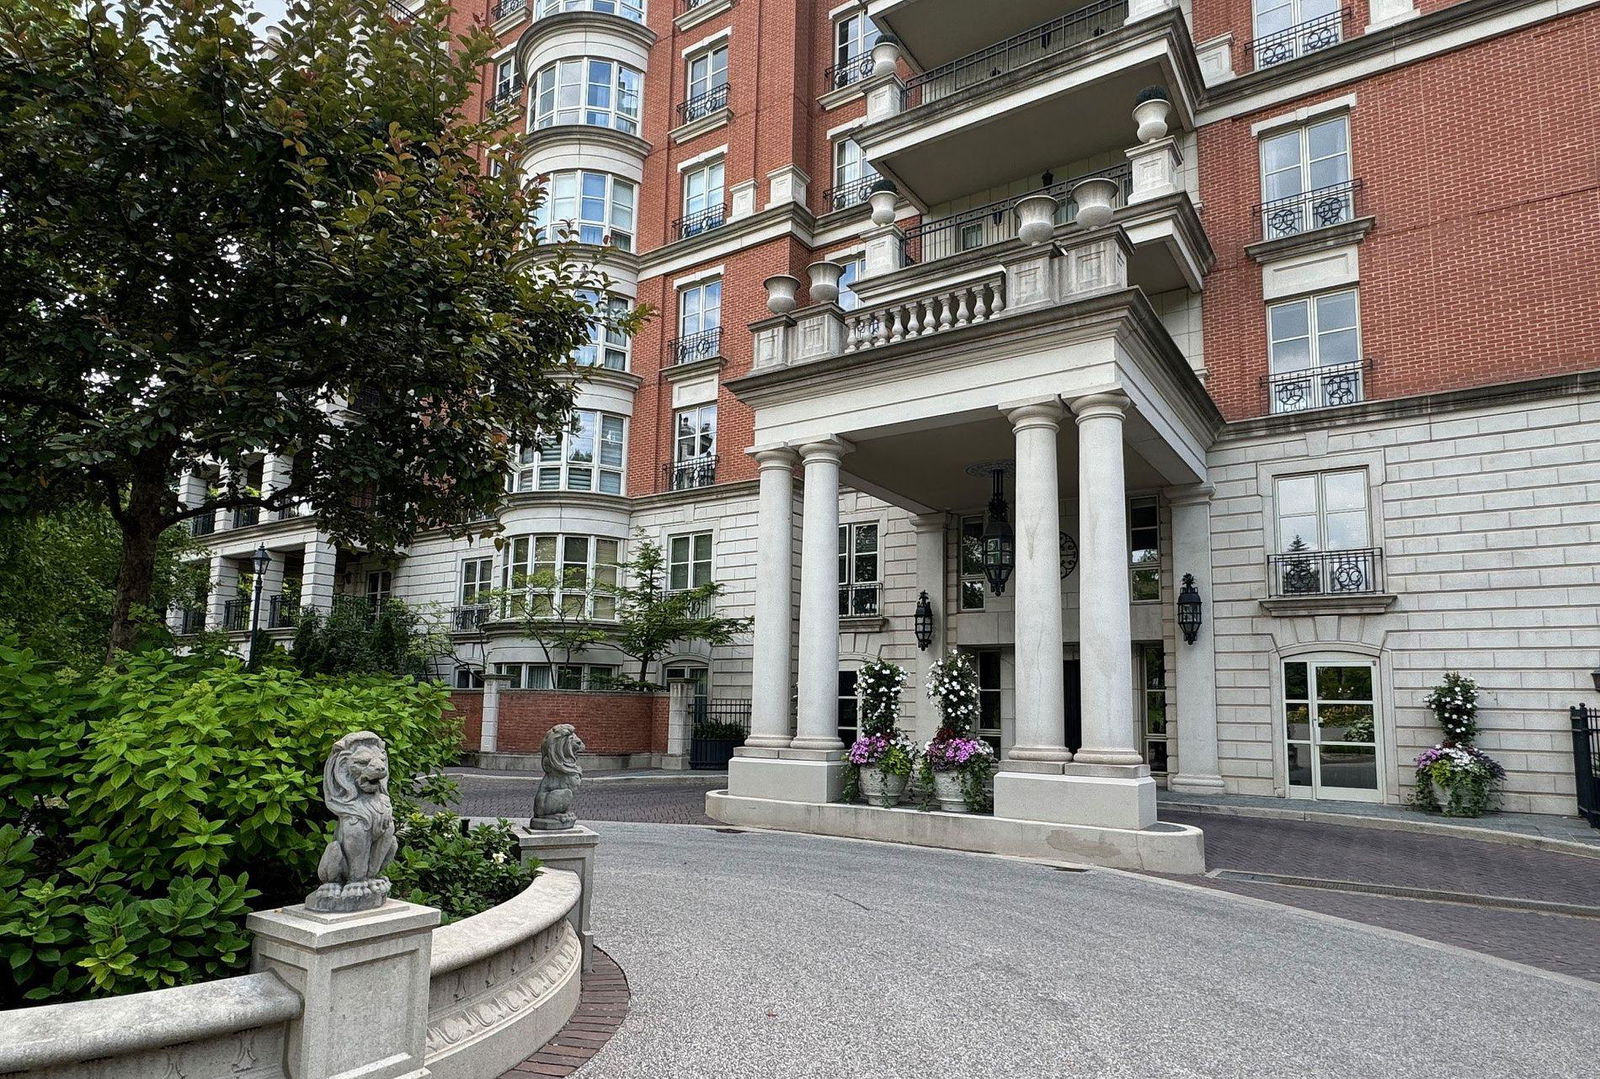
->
[0,971,302,1073]
[247,897,441,948]
[429,870,581,979]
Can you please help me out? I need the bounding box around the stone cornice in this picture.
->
[637,202,817,280]
[515,10,657,66]
[628,478,759,510]
[519,124,653,169]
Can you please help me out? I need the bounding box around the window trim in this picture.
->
[685,42,729,100]
[534,169,638,252]
[1265,287,1363,412]
[667,530,715,592]
[511,410,627,495]
[673,402,717,465]
[1275,649,1385,803]
[1128,497,1161,603]
[459,556,495,607]
[838,519,882,617]
[532,57,643,135]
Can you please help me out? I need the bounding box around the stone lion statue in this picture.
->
[529,723,586,831]
[305,731,399,913]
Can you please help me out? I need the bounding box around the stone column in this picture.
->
[249,901,439,1079]
[792,438,850,751]
[746,448,798,750]
[481,670,510,754]
[1167,485,1227,793]
[1006,402,1073,765]
[910,512,948,742]
[206,552,236,633]
[666,680,695,762]
[302,537,338,615]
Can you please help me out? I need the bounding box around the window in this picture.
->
[1136,643,1168,774]
[1283,660,1379,798]
[1129,500,1159,601]
[511,410,625,494]
[533,170,636,251]
[455,665,485,689]
[838,522,881,616]
[958,221,985,252]
[674,403,717,463]
[1252,0,1343,68]
[668,532,714,591]
[495,56,519,101]
[500,534,621,620]
[959,515,986,611]
[681,161,726,235]
[1259,116,1352,239]
[832,11,880,86]
[1271,470,1377,596]
[830,139,878,210]
[497,662,619,689]
[366,570,392,609]
[837,669,859,745]
[533,58,642,134]
[837,256,864,311]
[675,280,721,361]
[575,292,631,370]
[663,662,709,708]
[1267,289,1362,413]
[975,649,1002,753]
[687,44,728,102]
[535,0,645,23]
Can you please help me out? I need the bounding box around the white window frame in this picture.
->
[1251,0,1344,68]
[575,291,631,371]
[667,531,714,592]
[459,556,494,606]
[534,170,637,252]
[1281,655,1382,802]
[686,43,728,102]
[1267,288,1362,413]
[681,160,726,233]
[835,253,866,311]
[1136,642,1168,775]
[673,402,717,464]
[832,10,880,85]
[495,56,519,99]
[536,0,645,22]
[510,410,625,495]
[496,661,619,690]
[499,534,621,621]
[838,520,881,617]
[533,58,642,134]
[678,279,722,339]
[1128,498,1160,602]
[1258,114,1352,238]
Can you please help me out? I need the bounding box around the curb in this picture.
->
[1161,799,1600,861]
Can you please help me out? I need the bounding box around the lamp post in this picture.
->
[980,468,1015,596]
[247,543,270,670]
[1176,572,1203,645]
[914,591,935,651]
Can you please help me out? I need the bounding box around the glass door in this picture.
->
[1284,660,1381,802]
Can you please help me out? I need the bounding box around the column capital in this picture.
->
[1164,482,1215,507]
[1004,400,1067,430]
[1070,391,1132,424]
[749,446,799,470]
[910,511,948,534]
[798,436,854,463]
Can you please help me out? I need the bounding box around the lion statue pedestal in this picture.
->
[528,723,586,831]
[305,731,399,914]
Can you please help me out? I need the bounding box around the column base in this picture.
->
[728,754,844,804]
[743,733,794,750]
[789,736,846,752]
[1168,773,1227,794]
[1005,745,1074,765]
[993,766,1157,830]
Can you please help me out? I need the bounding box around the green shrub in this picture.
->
[0,639,462,1006]
[389,814,540,922]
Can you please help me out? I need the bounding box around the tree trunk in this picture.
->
[107,473,170,659]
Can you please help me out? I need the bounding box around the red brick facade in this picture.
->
[450,689,670,755]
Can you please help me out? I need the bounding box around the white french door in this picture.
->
[1283,659,1381,802]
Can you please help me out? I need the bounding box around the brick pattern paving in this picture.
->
[499,948,630,1077]
[453,775,722,826]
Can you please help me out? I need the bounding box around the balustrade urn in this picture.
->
[1073,177,1120,229]
[1014,193,1059,245]
[1133,96,1171,143]
[869,182,899,226]
[807,260,845,304]
[764,275,801,315]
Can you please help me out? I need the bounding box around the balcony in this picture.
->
[903,163,1132,263]
[677,83,729,126]
[671,327,722,365]
[869,0,1095,71]
[822,175,879,213]
[665,456,717,492]
[840,582,882,618]
[190,510,216,537]
[674,204,727,240]
[1244,8,1348,71]
[1264,358,1368,415]
[1255,179,1363,244]
[488,78,523,114]
[1267,547,1382,598]
[266,595,298,629]
[221,599,248,633]
[825,53,875,91]
[232,506,260,529]
[451,604,490,632]
[493,0,527,20]
[173,607,205,636]
[854,2,1199,207]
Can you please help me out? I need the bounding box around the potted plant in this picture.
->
[1410,672,1505,817]
[919,651,995,813]
[1132,85,1171,143]
[846,657,912,805]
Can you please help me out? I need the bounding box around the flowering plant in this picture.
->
[847,731,917,776]
[855,658,908,738]
[1422,672,1479,742]
[921,736,994,773]
[1412,742,1505,817]
[926,651,981,737]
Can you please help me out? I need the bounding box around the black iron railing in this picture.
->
[823,175,878,213]
[840,582,882,617]
[902,0,1127,108]
[902,161,1132,264]
[232,506,260,529]
[825,53,875,90]
[677,82,729,125]
[1255,178,1362,242]
[387,0,417,22]
[221,598,249,632]
[452,604,490,631]
[1246,8,1348,69]
[690,697,751,770]
[174,607,206,635]
[190,510,216,537]
[674,204,727,240]
[1571,704,1600,829]
[1266,547,1382,598]
[665,456,717,491]
[670,327,722,365]
[489,78,523,112]
[267,595,298,629]
[493,0,526,18]
[1264,358,1368,414]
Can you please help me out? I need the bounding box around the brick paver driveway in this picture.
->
[449,771,1600,982]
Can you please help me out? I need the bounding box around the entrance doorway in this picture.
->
[1284,660,1381,802]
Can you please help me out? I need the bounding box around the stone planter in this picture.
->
[869,185,899,226]
[931,771,967,813]
[859,769,908,807]
[1133,97,1171,143]
[763,274,800,315]
[1014,193,1059,245]
[871,36,900,78]
[807,260,845,305]
[1072,177,1120,229]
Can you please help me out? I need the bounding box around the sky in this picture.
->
[251,0,288,27]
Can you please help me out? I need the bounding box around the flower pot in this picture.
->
[1014,192,1059,246]
[807,260,845,305]
[1428,776,1456,814]
[859,769,908,807]
[763,274,800,315]
[871,37,900,78]
[1133,98,1171,143]
[1072,177,1120,229]
[931,771,967,813]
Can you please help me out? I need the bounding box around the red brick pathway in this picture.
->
[499,948,630,1077]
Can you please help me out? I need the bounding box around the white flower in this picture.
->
[492,851,507,864]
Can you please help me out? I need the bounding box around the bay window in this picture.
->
[511,410,626,494]
[533,58,642,134]
[500,534,621,620]
[533,170,636,251]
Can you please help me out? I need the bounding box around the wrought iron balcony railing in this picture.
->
[824,53,875,91]
[1246,8,1348,70]
[665,456,718,492]
[840,582,882,618]
[822,175,878,213]
[232,506,260,529]
[452,604,490,632]
[901,0,1128,109]
[489,78,523,112]
[677,82,729,125]
[670,327,722,365]
[1264,358,1369,415]
[1267,547,1382,598]
[221,598,249,632]
[674,204,727,240]
[902,162,1132,265]
[1255,178,1362,242]
[387,0,417,22]
[267,595,298,629]
[493,0,527,19]
[174,607,206,636]
[190,510,216,537]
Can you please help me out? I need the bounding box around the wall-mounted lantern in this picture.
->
[914,591,935,651]
[1177,572,1203,645]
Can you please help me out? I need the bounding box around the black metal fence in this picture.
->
[670,327,722,365]
[824,53,874,90]
[823,175,877,213]
[674,204,727,240]
[1255,178,1363,242]
[267,595,298,629]
[1245,8,1348,70]
[664,455,718,492]
[690,697,750,770]
[221,599,248,632]
[677,82,729,125]
[232,506,260,528]
[1572,704,1600,829]
[1264,358,1368,414]
[1266,546,1382,598]
[190,510,216,537]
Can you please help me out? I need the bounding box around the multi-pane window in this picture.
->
[575,291,631,370]
[975,649,1002,753]
[833,11,880,85]
[681,161,726,234]
[1267,289,1361,413]
[366,570,392,608]
[1259,116,1351,239]
[511,411,625,494]
[831,139,878,209]
[535,0,645,23]
[838,522,881,616]
[668,532,714,591]
[1129,499,1159,601]
[500,534,621,620]
[533,59,642,134]
[959,515,986,611]
[837,669,859,745]
[674,403,717,463]
[678,280,721,340]
[497,662,619,689]
[1273,471,1374,596]
[533,170,636,251]
[837,256,864,311]
[687,44,728,101]
[1284,660,1379,796]
[495,56,519,101]
[460,557,494,606]
[1252,0,1343,68]
[455,665,485,689]
[1137,643,1168,774]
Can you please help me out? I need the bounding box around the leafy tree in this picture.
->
[606,536,751,686]
[290,594,451,678]
[490,568,608,670]
[0,0,631,656]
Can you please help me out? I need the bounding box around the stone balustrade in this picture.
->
[844,271,1006,352]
